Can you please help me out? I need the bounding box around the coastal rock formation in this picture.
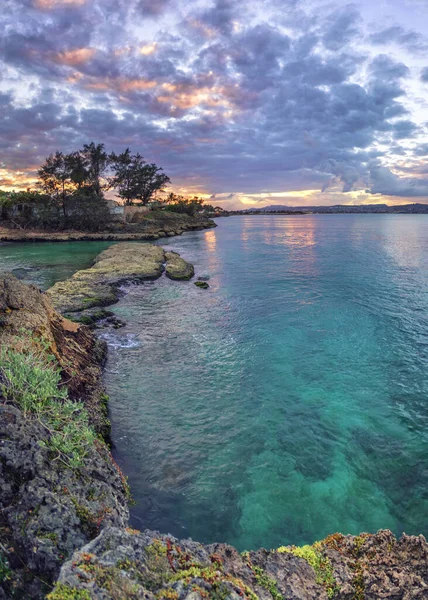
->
[51,527,428,599]
[0,406,128,599]
[3,268,428,599]
[0,275,129,598]
[0,274,109,436]
[0,212,216,243]
[47,243,195,318]
[165,251,195,280]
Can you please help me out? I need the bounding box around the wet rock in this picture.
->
[195,281,209,289]
[165,251,195,281]
[48,243,166,314]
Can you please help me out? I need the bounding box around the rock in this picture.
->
[165,251,195,281]
[48,243,166,315]
[198,276,210,281]
[0,213,216,243]
[0,275,129,598]
[51,528,428,600]
[0,274,109,437]
[0,406,128,599]
[195,281,209,289]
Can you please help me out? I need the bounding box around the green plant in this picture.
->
[278,543,339,598]
[251,565,282,600]
[47,583,91,600]
[0,553,11,583]
[0,347,96,468]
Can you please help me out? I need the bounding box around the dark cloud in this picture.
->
[137,0,173,18]
[369,26,427,51]
[199,0,237,35]
[322,5,361,51]
[369,55,409,81]
[421,67,428,82]
[0,0,424,203]
[368,163,428,198]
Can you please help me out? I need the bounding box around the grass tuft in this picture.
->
[0,346,97,469]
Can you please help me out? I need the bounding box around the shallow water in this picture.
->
[3,216,428,551]
[0,240,112,290]
[101,215,428,550]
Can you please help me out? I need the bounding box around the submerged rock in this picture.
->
[194,280,209,289]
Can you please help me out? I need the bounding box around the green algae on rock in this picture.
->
[52,527,428,600]
[194,281,209,289]
[47,243,195,318]
[165,251,195,281]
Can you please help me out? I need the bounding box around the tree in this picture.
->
[67,151,88,190]
[164,193,204,216]
[37,152,73,218]
[137,163,170,205]
[81,142,109,198]
[109,149,170,205]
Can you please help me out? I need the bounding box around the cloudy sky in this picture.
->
[1,0,428,208]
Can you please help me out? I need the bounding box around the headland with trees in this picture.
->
[0,143,221,234]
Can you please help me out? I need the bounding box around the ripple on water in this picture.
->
[4,217,428,550]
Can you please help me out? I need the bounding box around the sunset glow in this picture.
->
[1,0,428,209]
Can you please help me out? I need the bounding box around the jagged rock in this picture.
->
[52,527,326,600]
[51,528,428,600]
[0,407,128,599]
[165,251,195,281]
[0,274,109,436]
[0,275,129,598]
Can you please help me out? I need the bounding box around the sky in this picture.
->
[1,0,428,209]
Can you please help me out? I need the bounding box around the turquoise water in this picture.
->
[2,216,428,551]
[0,241,112,290]
[101,215,428,550]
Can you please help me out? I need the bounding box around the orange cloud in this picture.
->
[0,169,38,190]
[139,43,157,56]
[157,84,236,111]
[54,47,95,66]
[34,0,86,8]
[79,76,158,93]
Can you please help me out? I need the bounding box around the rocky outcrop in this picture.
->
[0,212,216,243]
[3,261,428,600]
[165,251,195,281]
[0,407,128,599]
[0,275,129,598]
[0,274,109,437]
[50,527,428,600]
[47,243,195,318]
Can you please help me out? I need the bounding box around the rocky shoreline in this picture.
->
[1,244,428,599]
[0,213,216,244]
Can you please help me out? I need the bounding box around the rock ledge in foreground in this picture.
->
[47,243,195,317]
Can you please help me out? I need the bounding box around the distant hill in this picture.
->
[234,203,428,214]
